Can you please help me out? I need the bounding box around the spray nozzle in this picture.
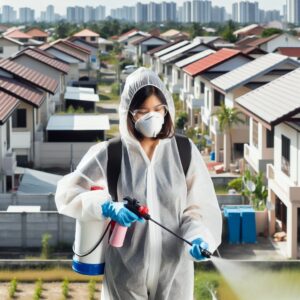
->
[200,247,212,259]
[123,197,150,220]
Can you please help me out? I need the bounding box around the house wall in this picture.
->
[13,55,63,104]
[274,123,300,187]
[0,39,21,59]
[262,35,300,53]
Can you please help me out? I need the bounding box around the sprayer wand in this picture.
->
[123,196,212,259]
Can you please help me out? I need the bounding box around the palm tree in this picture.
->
[212,103,245,170]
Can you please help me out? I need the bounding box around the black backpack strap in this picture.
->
[175,134,191,176]
[107,137,122,202]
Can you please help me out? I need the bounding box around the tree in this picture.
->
[261,28,283,38]
[221,20,238,43]
[176,112,188,130]
[190,23,205,38]
[212,103,244,169]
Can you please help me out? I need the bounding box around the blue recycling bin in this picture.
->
[240,208,257,243]
[210,151,215,161]
[224,208,241,244]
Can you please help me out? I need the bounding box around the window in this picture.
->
[252,120,258,148]
[191,79,194,87]
[200,82,205,94]
[0,47,3,54]
[177,70,181,80]
[12,109,27,128]
[266,128,274,148]
[90,37,96,42]
[281,134,290,176]
[6,118,10,150]
[214,90,224,106]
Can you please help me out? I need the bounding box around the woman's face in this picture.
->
[131,94,167,122]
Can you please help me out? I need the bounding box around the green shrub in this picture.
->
[8,278,17,299]
[111,82,120,96]
[41,233,52,259]
[88,279,97,300]
[176,112,188,129]
[61,277,69,299]
[33,279,43,300]
[227,177,243,192]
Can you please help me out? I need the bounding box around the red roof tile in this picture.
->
[6,29,31,39]
[0,91,19,125]
[248,34,280,47]
[26,28,48,38]
[183,48,242,77]
[68,37,99,49]
[276,47,300,57]
[0,76,46,107]
[0,59,58,94]
[73,29,99,38]
[14,48,70,74]
[61,40,91,54]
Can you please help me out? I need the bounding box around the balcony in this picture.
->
[2,152,17,176]
[201,106,210,126]
[186,94,204,110]
[11,131,31,149]
[267,163,300,203]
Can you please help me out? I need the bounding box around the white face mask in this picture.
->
[134,111,165,138]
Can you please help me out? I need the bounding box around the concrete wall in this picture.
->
[0,212,75,248]
[0,193,57,211]
[34,141,95,168]
[0,39,21,59]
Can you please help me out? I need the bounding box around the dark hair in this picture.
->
[127,85,174,140]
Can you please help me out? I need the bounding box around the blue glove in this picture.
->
[101,201,144,227]
[189,238,209,261]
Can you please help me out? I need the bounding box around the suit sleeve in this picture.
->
[180,140,222,254]
[55,141,112,222]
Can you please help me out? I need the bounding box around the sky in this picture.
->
[0,0,286,15]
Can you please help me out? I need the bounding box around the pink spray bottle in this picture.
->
[109,197,149,248]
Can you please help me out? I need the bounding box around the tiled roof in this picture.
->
[211,53,300,93]
[68,37,99,49]
[45,43,88,62]
[6,29,31,39]
[0,59,58,94]
[276,47,300,57]
[73,29,99,37]
[0,76,46,107]
[0,91,19,125]
[26,28,48,38]
[248,34,280,47]
[15,48,70,74]
[235,67,300,126]
[131,35,167,46]
[61,40,91,54]
[183,48,242,77]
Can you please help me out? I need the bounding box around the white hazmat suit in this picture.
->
[55,67,222,300]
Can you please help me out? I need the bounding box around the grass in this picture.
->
[33,279,43,300]
[194,269,238,300]
[214,185,229,195]
[106,124,120,138]
[8,278,18,299]
[61,278,70,299]
[0,268,103,283]
[98,84,120,103]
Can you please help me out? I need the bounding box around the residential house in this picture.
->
[4,29,43,47]
[210,53,300,169]
[182,49,252,129]
[160,29,189,41]
[160,38,215,88]
[131,35,168,66]
[239,34,300,53]
[72,29,99,44]
[178,50,216,110]
[69,36,100,71]
[151,40,189,74]
[0,36,24,59]
[10,47,70,112]
[40,41,88,85]
[25,28,48,43]
[235,68,300,259]
[0,92,19,192]
[0,59,58,166]
[234,24,265,40]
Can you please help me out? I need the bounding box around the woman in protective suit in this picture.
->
[55,67,222,300]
